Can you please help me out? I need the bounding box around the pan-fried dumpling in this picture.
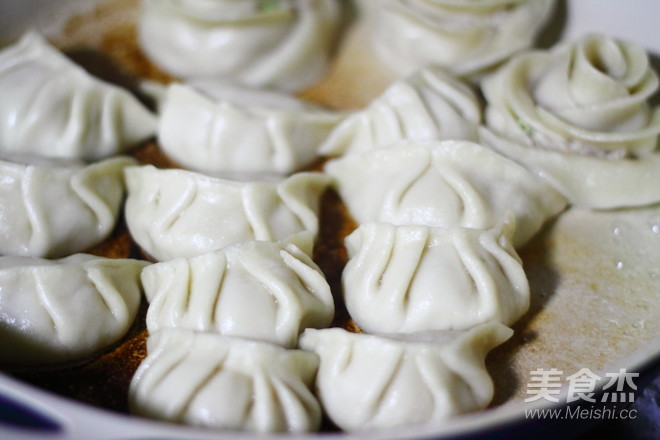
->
[0,254,147,367]
[343,222,528,333]
[481,34,660,209]
[299,323,513,431]
[0,32,156,161]
[130,328,322,433]
[324,140,567,247]
[142,240,333,347]
[0,156,136,258]
[124,166,330,261]
[157,83,342,177]
[357,0,555,78]
[319,67,481,157]
[138,0,343,91]
[187,78,315,110]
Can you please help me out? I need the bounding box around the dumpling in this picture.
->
[481,34,660,209]
[342,222,528,333]
[324,140,567,247]
[0,254,147,367]
[480,129,660,209]
[129,328,322,433]
[138,0,343,91]
[483,34,660,158]
[141,240,334,348]
[357,0,555,78]
[157,82,342,177]
[319,67,481,157]
[0,32,156,161]
[124,165,331,261]
[0,155,136,258]
[299,323,513,431]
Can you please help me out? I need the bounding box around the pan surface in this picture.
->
[0,0,658,439]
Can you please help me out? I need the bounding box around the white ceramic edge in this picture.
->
[0,0,659,439]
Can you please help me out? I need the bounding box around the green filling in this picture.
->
[516,117,533,136]
[258,0,280,13]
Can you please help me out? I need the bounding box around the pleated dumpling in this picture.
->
[142,240,333,348]
[0,254,147,367]
[343,222,529,333]
[299,324,513,431]
[0,156,135,258]
[129,328,322,433]
[324,140,567,247]
[124,166,331,261]
[0,32,156,161]
[138,0,343,91]
[481,34,660,209]
[357,0,555,78]
[319,67,481,156]
[157,82,342,177]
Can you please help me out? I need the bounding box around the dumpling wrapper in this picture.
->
[124,165,330,261]
[138,0,343,91]
[324,140,568,248]
[142,240,334,348]
[481,34,660,209]
[0,155,136,258]
[157,82,342,178]
[357,0,555,78]
[320,66,481,156]
[343,221,529,333]
[0,31,156,161]
[130,328,322,433]
[299,323,513,431]
[0,254,147,367]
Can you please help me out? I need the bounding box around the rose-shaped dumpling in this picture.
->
[0,32,156,161]
[319,67,481,156]
[157,82,343,178]
[130,328,322,432]
[138,0,343,91]
[357,0,555,78]
[481,34,660,208]
[124,166,330,261]
[0,156,135,258]
[342,222,529,333]
[0,254,147,368]
[299,323,513,431]
[142,240,334,348]
[324,140,567,248]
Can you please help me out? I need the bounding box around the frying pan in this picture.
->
[0,0,658,438]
